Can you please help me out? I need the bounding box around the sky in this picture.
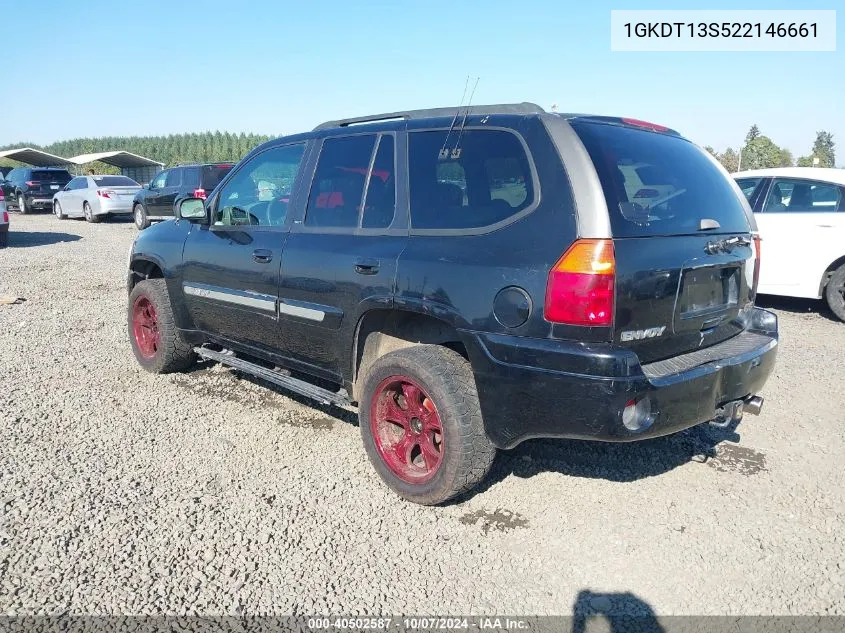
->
[1,0,842,160]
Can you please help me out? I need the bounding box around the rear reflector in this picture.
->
[193,188,207,200]
[25,181,38,187]
[2,211,8,223]
[544,239,615,326]
[621,118,670,133]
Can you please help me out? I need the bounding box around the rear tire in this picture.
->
[17,194,28,215]
[128,279,197,373]
[83,202,100,223]
[54,201,66,220]
[358,345,496,505]
[825,264,845,322]
[134,204,150,230]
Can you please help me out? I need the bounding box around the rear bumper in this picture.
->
[96,200,134,215]
[464,307,779,449]
[28,196,54,208]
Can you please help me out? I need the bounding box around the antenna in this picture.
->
[439,77,470,160]
[450,76,480,159]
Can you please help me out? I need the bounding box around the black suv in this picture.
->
[131,162,233,230]
[126,103,778,505]
[1,167,73,213]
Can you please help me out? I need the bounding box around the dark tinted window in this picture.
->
[763,178,842,213]
[409,129,534,230]
[32,170,72,183]
[165,169,182,187]
[572,122,750,236]
[179,167,200,188]
[201,164,233,191]
[306,135,377,228]
[735,177,763,202]
[362,136,396,229]
[91,175,139,187]
[214,144,305,227]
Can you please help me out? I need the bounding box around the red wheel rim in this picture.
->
[132,295,161,359]
[370,376,444,484]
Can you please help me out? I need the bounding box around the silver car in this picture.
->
[53,175,142,223]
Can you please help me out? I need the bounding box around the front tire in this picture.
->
[134,204,150,230]
[128,279,197,373]
[54,201,66,220]
[83,202,100,223]
[825,264,845,322]
[17,194,28,215]
[358,345,496,505]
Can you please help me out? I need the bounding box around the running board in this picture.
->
[194,346,351,407]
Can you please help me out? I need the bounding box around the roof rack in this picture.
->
[313,102,545,131]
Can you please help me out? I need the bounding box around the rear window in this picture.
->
[91,175,138,187]
[572,122,750,237]
[32,170,72,183]
[201,164,233,191]
[409,129,534,230]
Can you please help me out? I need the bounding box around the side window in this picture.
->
[150,171,167,189]
[6,169,20,182]
[165,168,182,187]
[214,143,305,228]
[181,166,200,188]
[735,178,762,203]
[409,129,535,230]
[74,177,88,190]
[306,135,377,228]
[764,179,842,213]
[362,136,396,229]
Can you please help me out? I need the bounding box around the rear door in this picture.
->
[754,177,844,297]
[277,132,407,382]
[571,121,757,363]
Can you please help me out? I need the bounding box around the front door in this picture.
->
[755,177,845,296]
[180,142,309,354]
[278,133,407,383]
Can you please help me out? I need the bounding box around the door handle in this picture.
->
[354,258,380,275]
[253,249,273,264]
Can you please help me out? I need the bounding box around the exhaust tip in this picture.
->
[744,395,764,416]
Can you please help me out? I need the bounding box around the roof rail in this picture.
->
[313,102,546,131]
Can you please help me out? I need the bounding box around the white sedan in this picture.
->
[52,175,142,223]
[734,167,845,321]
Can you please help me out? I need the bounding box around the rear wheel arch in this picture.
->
[352,310,469,401]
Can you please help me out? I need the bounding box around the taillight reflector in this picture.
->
[193,188,207,200]
[544,239,615,326]
[25,180,38,186]
[96,190,115,198]
[2,211,8,223]
[0,190,4,201]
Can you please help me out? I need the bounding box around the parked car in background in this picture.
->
[734,167,845,321]
[53,175,142,223]
[127,103,778,505]
[131,162,234,230]
[1,167,73,214]
[0,191,8,248]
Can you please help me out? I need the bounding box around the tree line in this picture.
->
[705,127,836,173]
[0,131,275,173]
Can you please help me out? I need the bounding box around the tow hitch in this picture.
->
[709,395,764,429]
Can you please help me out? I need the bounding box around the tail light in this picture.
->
[25,180,38,187]
[621,118,670,133]
[96,190,115,198]
[752,235,762,298]
[544,239,615,326]
[2,211,8,223]
[0,190,4,201]
[193,188,207,200]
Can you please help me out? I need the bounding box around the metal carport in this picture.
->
[67,151,163,185]
[0,147,72,167]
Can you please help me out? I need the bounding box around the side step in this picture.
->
[194,346,351,408]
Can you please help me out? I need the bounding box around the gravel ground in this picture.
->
[1,213,843,617]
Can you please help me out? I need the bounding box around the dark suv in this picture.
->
[126,103,778,505]
[1,167,73,213]
[131,162,233,229]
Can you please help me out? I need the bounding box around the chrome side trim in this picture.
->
[278,300,325,322]
[183,282,276,313]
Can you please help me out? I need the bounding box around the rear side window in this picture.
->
[306,135,377,228]
[409,129,534,230]
[165,169,182,187]
[763,178,842,213]
[92,176,138,187]
[201,164,233,191]
[735,177,763,202]
[572,122,750,236]
[32,170,72,182]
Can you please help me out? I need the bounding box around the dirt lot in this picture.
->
[1,214,843,616]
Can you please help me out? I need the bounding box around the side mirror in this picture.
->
[143,183,150,190]
[178,197,207,221]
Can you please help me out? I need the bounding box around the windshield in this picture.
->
[571,122,750,237]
